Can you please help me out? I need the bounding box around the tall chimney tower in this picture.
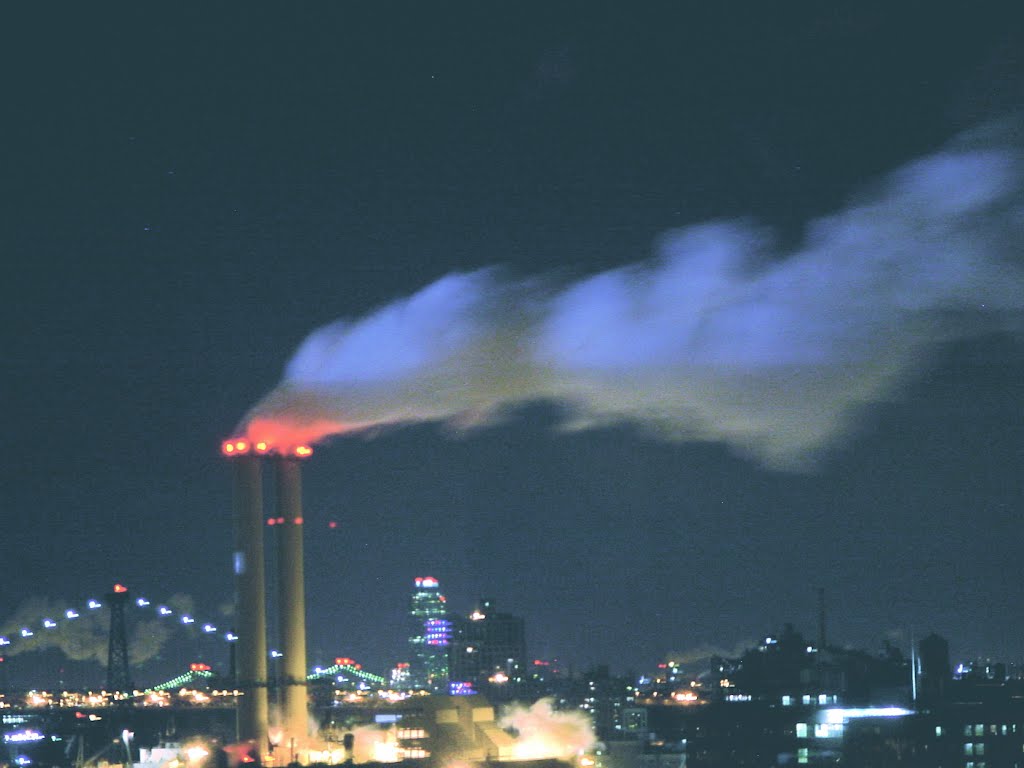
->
[275,453,310,755]
[225,441,270,753]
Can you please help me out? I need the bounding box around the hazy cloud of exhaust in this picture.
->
[499,698,597,759]
[244,121,1024,468]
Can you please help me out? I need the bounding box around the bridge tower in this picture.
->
[106,584,133,694]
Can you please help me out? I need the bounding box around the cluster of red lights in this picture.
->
[221,438,313,458]
[266,516,304,526]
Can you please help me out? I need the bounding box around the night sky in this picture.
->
[4,6,1023,689]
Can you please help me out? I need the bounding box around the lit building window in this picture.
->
[797,747,808,764]
[796,723,808,738]
[976,724,985,736]
[935,726,943,737]
[814,723,842,738]
[782,695,792,706]
[965,743,973,755]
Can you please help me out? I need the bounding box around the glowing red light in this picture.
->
[267,518,276,526]
[293,517,303,525]
[222,438,251,456]
[113,583,128,593]
[190,662,211,672]
[328,521,337,529]
[276,516,285,525]
[335,657,354,666]
[254,441,270,454]
[293,445,313,458]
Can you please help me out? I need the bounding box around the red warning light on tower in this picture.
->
[222,435,316,458]
[221,438,251,456]
[113,584,128,593]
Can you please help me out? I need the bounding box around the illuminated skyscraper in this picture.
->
[408,576,451,691]
[449,598,526,698]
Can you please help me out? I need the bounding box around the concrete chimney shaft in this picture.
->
[232,454,270,751]
[275,456,309,748]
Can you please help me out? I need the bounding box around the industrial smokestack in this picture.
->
[225,440,270,753]
[275,453,309,755]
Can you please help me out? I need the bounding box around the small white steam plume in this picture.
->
[666,639,757,668]
[499,698,597,760]
[244,120,1024,468]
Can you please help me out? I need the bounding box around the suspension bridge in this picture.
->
[0,585,387,696]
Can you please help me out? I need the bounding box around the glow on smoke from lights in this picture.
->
[221,435,315,459]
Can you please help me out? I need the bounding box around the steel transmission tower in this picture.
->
[106,585,133,694]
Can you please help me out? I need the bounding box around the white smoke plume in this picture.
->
[499,698,597,760]
[244,120,1024,468]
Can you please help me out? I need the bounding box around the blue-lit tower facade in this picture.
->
[408,576,451,691]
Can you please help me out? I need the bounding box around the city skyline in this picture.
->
[4,5,1023,689]
[0,570,1019,693]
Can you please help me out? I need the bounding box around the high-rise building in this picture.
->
[408,576,451,691]
[449,598,526,697]
[918,633,950,703]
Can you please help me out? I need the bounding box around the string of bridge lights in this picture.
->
[0,587,378,677]
[0,585,238,654]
